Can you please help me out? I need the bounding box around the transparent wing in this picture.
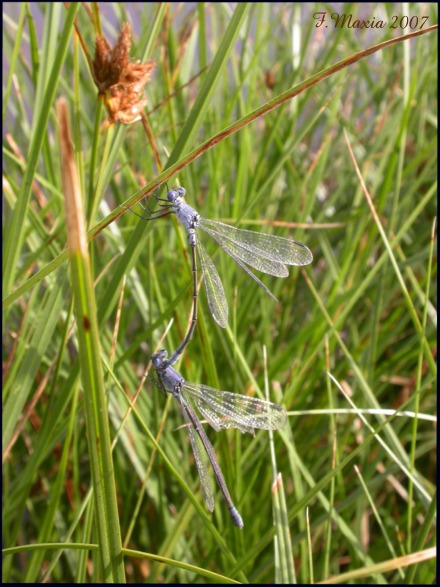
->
[178,394,215,512]
[199,223,288,277]
[197,240,228,328]
[199,226,278,303]
[182,381,287,435]
[199,218,313,266]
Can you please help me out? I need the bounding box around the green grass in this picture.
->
[2,2,437,583]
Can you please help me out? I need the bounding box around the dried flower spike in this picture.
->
[92,23,155,124]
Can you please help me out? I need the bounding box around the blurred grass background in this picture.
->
[2,2,437,583]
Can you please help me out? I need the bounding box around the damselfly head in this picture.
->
[151,349,168,367]
[167,187,186,203]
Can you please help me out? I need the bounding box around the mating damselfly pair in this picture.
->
[133,185,312,527]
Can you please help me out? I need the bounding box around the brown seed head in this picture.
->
[92,23,155,124]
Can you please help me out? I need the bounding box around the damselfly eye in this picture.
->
[167,190,177,202]
[176,187,186,197]
[152,349,168,367]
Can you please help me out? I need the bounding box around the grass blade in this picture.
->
[57,97,125,582]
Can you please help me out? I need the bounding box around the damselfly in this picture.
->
[134,186,313,364]
[151,348,287,528]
